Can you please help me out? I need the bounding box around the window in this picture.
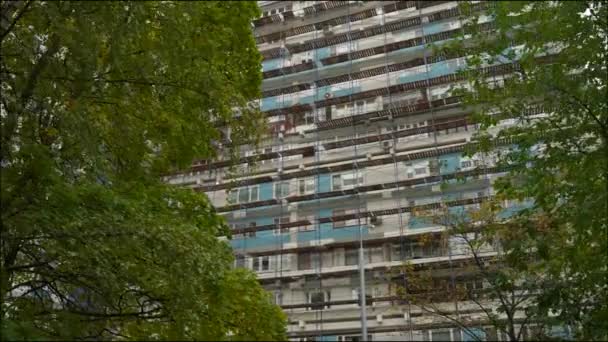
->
[299,178,316,195]
[298,252,320,270]
[307,291,331,310]
[252,256,270,272]
[338,335,372,342]
[273,216,290,235]
[432,330,451,341]
[345,248,359,266]
[274,291,283,305]
[333,209,346,228]
[332,208,361,228]
[298,252,311,270]
[465,279,484,291]
[274,181,290,198]
[332,172,364,190]
[414,167,427,175]
[229,186,259,204]
[235,255,245,268]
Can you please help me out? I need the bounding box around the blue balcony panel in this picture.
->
[262,58,283,72]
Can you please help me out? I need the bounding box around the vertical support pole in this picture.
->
[359,225,368,340]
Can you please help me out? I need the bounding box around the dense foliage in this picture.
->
[443,1,607,340]
[1,1,284,340]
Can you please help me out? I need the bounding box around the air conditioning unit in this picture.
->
[383,140,392,149]
[298,320,306,329]
[299,164,306,171]
[278,132,284,140]
[377,314,383,324]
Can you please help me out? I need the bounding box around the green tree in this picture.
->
[438,1,607,340]
[1,1,284,340]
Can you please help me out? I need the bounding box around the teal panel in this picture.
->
[297,225,368,243]
[397,72,429,84]
[262,58,282,72]
[332,86,361,98]
[319,335,337,342]
[259,182,273,201]
[463,328,486,342]
[497,200,534,220]
[299,95,315,104]
[317,174,331,192]
[315,47,331,61]
[229,234,289,250]
[429,60,464,78]
[409,216,435,229]
[297,209,368,243]
[423,22,448,35]
[548,326,572,340]
[319,208,333,231]
[261,96,280,111]
[440,153,462,174]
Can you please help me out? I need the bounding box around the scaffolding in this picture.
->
[164,1,534,341]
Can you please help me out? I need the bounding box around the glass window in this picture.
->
[299,178,315,195]
[345,248,358,266]
[333,209,346,228]
[432,330,451,341]
[298,252,311,270]
[238,187,249,203]
[461,160,472,168]
[453,329,462,341]
[332,174,342,190]
[274,217,290,234]
[275,181,290,198]
[235,255,245,268]
[250,186,258,201]
[415,167,427,175]
[261,256,270,271]
[252,257,260,270]
[228,190,237,203]
[307,291,330,310]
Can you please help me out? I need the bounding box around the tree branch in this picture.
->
[0,0,32,42]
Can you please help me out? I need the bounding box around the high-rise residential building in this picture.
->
[166,1,553,341]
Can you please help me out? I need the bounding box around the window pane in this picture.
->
[432,330,451,341]
[298,253,311,270]
[415,167,426,175]
[228,190,237,203]
[453,329,462,341]
[238,188,249,203]
[345,248,358,266]
[262,256,270,271]
[235,255,245,268]
[332,175,342,190]
[250,186,258,201]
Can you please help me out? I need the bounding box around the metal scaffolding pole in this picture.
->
[358,225,368,340]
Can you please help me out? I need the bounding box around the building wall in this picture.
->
[167,1,546,341]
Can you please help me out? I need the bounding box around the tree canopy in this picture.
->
[441,1,607,339]
[1,1,284,340]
